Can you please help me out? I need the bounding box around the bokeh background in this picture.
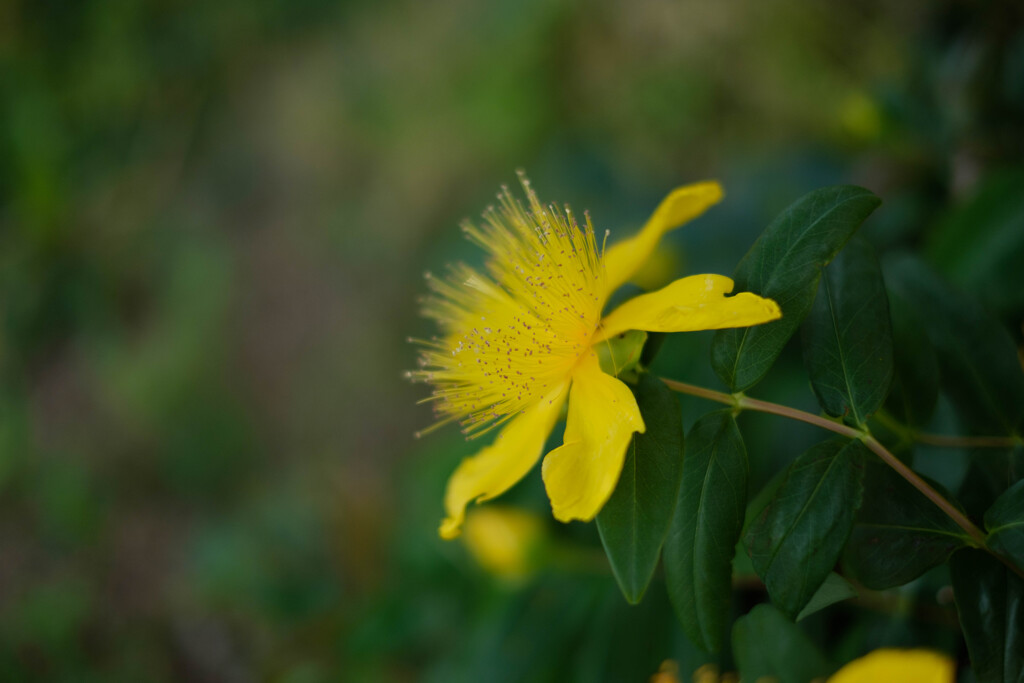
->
[2,0,1023,681]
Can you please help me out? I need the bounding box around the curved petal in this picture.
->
[827,649,954,683]
[602,181,723,296]
[541,351,644,522]
[594,274,781,343]
[439,382,569,539]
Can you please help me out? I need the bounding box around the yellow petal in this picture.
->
[594,274,781,343]
[541,351,644,522]
[439,383,569,539]
[827,648,954,683]
[602,181,723,296]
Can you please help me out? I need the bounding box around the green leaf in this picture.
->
[573,583,678,683]
[960,447,1024,520]
[732,604,833,683]
[639,331,667,368]
[927,169,1024,317]
[663,410,747,653]
[844,463,970,590]
[711,186,881,392]
[595,329,647,382]
[950,549,1024,683]
[795,572,858,621]
[802,237,893,426]
[597,373,684,604]
[882,254,1024,435]
[747,439,867,619]
[986,478,1024,572]
[884,286,939,428]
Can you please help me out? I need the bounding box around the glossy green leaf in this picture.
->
[733,604,833,683]
[882,254,1024,435]
[843,463,969,590]
[986,479,1024,572]
[597,373,684,604]
[884,286,939,428]
[950,549,1024,683]
[747,439,867,619]
[795,572,858,621]
[711,186,881,392]
[802,237,893,426]
[664,410,747,653]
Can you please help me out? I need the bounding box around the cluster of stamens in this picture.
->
[408,174,606,437]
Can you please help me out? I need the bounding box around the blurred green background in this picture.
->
[1,0,1022,681]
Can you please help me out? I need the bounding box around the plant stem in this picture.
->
[660,377,1024,581]
[659,377,987,546]
[660,378,863,440]
[860,435,985,546]
[873,410,1020,449]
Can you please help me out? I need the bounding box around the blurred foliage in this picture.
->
[0,0,1023,680]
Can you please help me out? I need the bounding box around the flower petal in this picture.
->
[602,181,723,296]
[594,274,781,343]
[541,351,645,522]
[827,648,954,683]
[439,383,569,539]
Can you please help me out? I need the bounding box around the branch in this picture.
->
[659,377,994,554]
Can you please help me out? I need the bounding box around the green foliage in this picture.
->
[795,572,858,622]
[985,479,1024,572]
[883,254,1024,436]
[844,464,970,589]
[885,287,940,428]
[951,550,1024,683]
[597,373,684,604]
[711,185,881,392]
[732,604,834,683]
[802,237,893,426]
[663,410,747,653]
[5,1,1024,679]
[927,169,1024,318]
[746,439,866,620]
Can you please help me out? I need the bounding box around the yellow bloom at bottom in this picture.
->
[828,649,954,683]
[411,174,781,538]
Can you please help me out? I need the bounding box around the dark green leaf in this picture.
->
[986,479,1024,572]
[884,286,939,428]
[732,604,833,683]
[927,169,1024,317]
[882,254,1024,435]
[640,331,667,368]
[844,463,969,589]
[573,583,678,683]
[802,237,893,426]
[960,447,1024,520]
[795,572,858,621]
[597,373,684,604]
[747,439,867,619]
[711,186,881,392]
[950,549,1024,683]
[664,410,747,653]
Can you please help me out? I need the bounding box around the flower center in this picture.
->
[411,177,606,436]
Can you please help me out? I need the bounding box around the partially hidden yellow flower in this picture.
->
[827,648,954,683]
[411,173,780,539]
[461,505,544,581]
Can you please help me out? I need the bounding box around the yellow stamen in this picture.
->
[410,173,606,435]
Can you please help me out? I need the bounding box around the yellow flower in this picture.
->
[461,505,544,581]
[411,173,780,539]
[827,648,954,683]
